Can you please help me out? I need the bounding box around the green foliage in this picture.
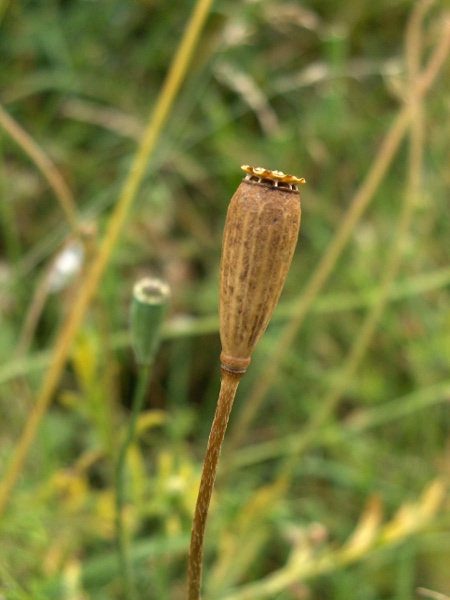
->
[1,0,450,598]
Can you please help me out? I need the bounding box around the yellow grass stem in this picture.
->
[227,12,450,454]
[274,0,434,489]
[218,480,446,600]
[0,0,214,519]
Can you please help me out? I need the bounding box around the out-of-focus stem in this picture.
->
[0,102,79,232]
[0,0,213,520]
[115,365,152,600]
[227,16,450,454]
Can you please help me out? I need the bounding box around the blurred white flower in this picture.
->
[48,240,85,293]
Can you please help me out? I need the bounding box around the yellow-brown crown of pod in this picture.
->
[219,166,304,374]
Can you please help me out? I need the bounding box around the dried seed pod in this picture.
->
[188,166,305,600]
[219,165,305,374]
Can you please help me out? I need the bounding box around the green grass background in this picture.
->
[1,0,450,598]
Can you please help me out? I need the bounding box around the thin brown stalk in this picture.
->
[406,0,434,77]
[188,370,243,600]
[0,0,213,519]
[227,13,450,455]
[0,102,79,232]
[15,268,53,357]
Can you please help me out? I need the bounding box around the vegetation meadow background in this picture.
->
[0,0,450,598]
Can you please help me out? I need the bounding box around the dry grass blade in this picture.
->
[0,102,79,232]
[0,0,214,519]
[227,10,450,454]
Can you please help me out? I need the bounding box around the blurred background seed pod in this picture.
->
[130,277,170,367]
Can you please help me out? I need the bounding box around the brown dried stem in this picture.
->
[188,167,303,600]
[0,102,79,232]
[188,369,243,600]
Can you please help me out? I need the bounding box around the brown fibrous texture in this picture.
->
[219,178,301,373]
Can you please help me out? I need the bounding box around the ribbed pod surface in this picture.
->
[219,172,302,372]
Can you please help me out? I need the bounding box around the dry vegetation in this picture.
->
[1,0,450,598]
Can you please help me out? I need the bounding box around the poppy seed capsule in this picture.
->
[219,165,305,374]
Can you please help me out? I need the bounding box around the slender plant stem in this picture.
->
[0,0,213,519]
[188,369,243,600]
[0,102,79,232]
[0,144,22,264]
[116,365,152,600]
